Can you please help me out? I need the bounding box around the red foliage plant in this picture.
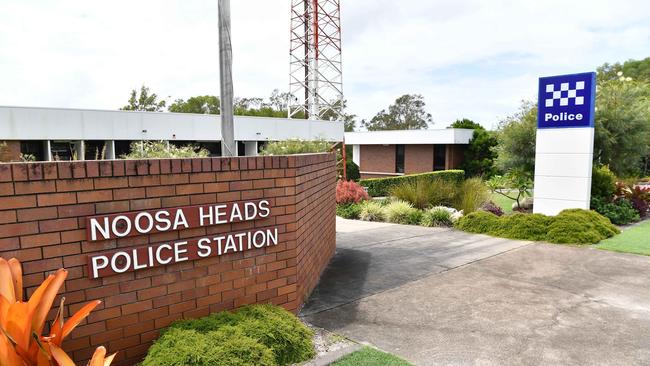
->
[615,182,650,217]
[336,180,369,204]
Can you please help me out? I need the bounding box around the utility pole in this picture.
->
[219,0,236,157]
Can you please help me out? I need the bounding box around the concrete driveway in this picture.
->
[302,218,650,365]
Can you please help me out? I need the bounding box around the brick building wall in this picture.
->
[405,145,434,174]
[358,144,466,179]
[359,145,396,178]
[446,145,465,170]
[0,153,336,365]
[0,141,21,162]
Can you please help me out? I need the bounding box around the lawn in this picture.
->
[490,192,516,214]
[596,220,650,256]
[332,347,412,366]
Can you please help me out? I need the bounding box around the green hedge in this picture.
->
[142,304,315,366]
[360,170,465,197]
[455,209,620,244]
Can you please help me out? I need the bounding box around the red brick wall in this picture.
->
[359,145,395,179]
[0,153,336,365]
[446,145,465,170]
[404,145,433,175]
[0,141,21,162]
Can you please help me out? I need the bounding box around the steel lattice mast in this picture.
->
[289,0,343,120]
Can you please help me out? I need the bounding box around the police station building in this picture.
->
[0,105,344,162]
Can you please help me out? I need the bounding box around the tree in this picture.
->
[449,119,498,177]
[594,78,650,176]
[322,99,357,132]
[494,101,537,176]
[168,95,220,114]
[120,85,167,112]
[361,94,432,131]
[597,57,650,82]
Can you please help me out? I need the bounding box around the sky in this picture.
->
[0,0,649,130]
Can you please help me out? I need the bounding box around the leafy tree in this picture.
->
[594,78,650,176]
[322,99,357,132]
[361,94,432,131]
[168,95,220,114]
[486,170,533,209]
[121,85,167,112]
[449,118,483,130]
[597,57,650,82]
[494,101,537,176]
[449,119,498,177]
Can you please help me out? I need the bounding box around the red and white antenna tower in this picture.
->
[289,0,343,120]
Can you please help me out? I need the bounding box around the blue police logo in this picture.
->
[537,72,596,129]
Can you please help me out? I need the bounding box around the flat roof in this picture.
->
[344,129,474,145]
[0,105,344,142]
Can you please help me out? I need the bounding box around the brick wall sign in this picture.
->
[0,153,336,365]
[86,201,278,278]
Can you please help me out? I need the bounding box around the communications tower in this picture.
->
[288,0,343,120]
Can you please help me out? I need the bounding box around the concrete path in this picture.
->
[303,218,650,365]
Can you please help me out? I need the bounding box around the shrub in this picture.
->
[455,209,619,244]
[546,209,620,244]
[493,213,552,241]
[591,165,617,200]
[384,200,418,224]
[420,207,453,227]
[454,177,490,214]
[336,203,362,219]
[122,140,209,159]
[480,201,504,216]
[345,160,361,181]
[360,170,465,197]
[259,139,331,155]
[591,197,640,225]
[141,327,275,366]
[455,211,501,234]
[160,304,315,366]
[389,177,456,209]
[615,182,650,218]
[336,179,369,204]
[359,201,386,221]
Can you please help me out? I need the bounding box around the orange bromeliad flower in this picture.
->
[0,258,116,366]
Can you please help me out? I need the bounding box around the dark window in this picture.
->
[84,140,106,160]
[114,141,133,157]
[433,144,446,171]
[395,145,405,173]
[20,141,45,161]
[196,142,221,157]
[237,141,246,157]
[257,141,268,154]
[50,141,73,161]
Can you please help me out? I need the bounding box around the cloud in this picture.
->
[0,0,648,129]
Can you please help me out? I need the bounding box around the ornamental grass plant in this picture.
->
[384,200,418,224]
[359,201,386,222]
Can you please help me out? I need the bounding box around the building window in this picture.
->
[395,144,405,173]
[114,141,133,157]
[20,141,45,161]
[433,144,446,171]
[84,140,106,160]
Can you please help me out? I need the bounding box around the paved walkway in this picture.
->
[302,218,650,365]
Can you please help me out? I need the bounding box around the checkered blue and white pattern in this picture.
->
[545,81,585,107]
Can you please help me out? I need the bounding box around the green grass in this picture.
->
[332,347,412,366]
[596,220,650,256]
[490,192,516,214]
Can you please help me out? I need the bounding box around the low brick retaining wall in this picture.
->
[0,153,336,365]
